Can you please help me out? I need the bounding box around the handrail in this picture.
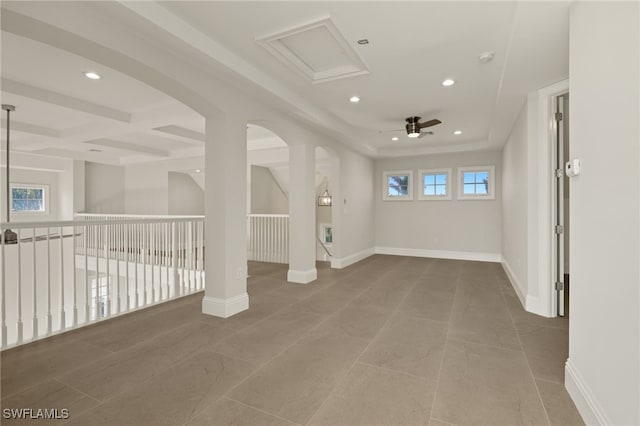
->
[1,217,203,229]
[76,213,204,219]
[247,214,290,218]
[316,236,333,257]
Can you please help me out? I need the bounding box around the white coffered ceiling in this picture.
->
[0,1,570,164]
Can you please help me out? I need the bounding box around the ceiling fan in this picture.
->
[404,116,442,138]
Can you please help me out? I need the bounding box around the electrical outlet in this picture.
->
[236,267,242,279]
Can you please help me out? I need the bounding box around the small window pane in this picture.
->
[435,174,447,185]
[388,175,409,196]
[463,172,475,184]
[464,183,476,194]
[425,185,436,195]
[11,186,46,212]
[423,175,435,186]
[476,172,489,183]
[435,185,446,196]
[475,184,488,194]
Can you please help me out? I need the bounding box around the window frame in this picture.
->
[457,165,496,200]
[418,168,452,201]
[382,170,413,201]
[9,183,50,215]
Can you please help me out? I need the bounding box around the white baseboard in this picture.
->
[501,257,551,317]
[331,247,375,269]
[287,268,317,284]
[375,246,501,263]
[202,293,249,318]
[565,358,609,425]
[500,258,527,306]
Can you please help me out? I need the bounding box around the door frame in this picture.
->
[539,81,569,318]
[552,94,568,317]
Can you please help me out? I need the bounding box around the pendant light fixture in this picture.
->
[2,104,17,244]
[317,177,332,207]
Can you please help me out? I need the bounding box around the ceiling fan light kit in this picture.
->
[404,116,442,139]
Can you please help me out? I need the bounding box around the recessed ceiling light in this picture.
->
[391,137,399,141]
[84,72,101,80]
[454,130,462,135]
[441,79,455,87]
[349,96,360,103]
[357,39,369,45]
[195,169,201,173]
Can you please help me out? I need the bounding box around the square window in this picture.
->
[418,169,452,200]
[383,170,413,201]
[10,184,49,214]
[457,166,495,200]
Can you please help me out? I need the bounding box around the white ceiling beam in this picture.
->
[34,147,122,165]
[1,118,60,137]
[85,138,170,157]
[17,102,198,151]
[1,78,131,123]
[153,125,205,143]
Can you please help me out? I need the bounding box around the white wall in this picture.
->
[250,165,288,214]
[168,172,204,215]
[85,162,125,213]
[124,164,168,215]
[375,150,502,261]
[331,147,375,267]
[565,3,639,425]
[501,103,530,302]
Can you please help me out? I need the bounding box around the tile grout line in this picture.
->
[226,396,304,426]
[180,258,387,426]
[499,282,553,426]
[427,264,461,426]
[304,258,427,426]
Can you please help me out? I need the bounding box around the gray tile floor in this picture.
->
[1,256,584,425]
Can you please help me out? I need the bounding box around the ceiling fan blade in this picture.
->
[417,131,434,139]
[378,128,404,133]
[419,119,442,129]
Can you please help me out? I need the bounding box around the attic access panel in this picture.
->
[257,17,369,84]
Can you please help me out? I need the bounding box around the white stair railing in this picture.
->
[0,215,204,350]
[247,214,289,264]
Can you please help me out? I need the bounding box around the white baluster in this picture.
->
[142,223,147,306]
[134,224,139,308]
[46,229,52,333]
[150,223,155,303]
[115,223,120,314]
[16,229,23,343]
[32,227,38,338]
[84,225,90,322]
[72,226,78,326]
[59,226,65,329]
[125,222,130,311]
[104,224,110,317]
[1,229,6,348]
[94,226,100,320]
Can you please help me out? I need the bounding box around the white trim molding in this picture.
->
[457,165,496,200]
[202,293,249,318]
[331,247,375,269]
[375,246,501,263]
[417,168,453,201]
[382,169,414,201]
[500,258,526,307]
[287,268,318,284]
[565,358,609,426]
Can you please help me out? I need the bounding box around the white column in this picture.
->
[287,143,317,283]
[201,113,249,317]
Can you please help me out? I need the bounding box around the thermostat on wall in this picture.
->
[565,158,580,177]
